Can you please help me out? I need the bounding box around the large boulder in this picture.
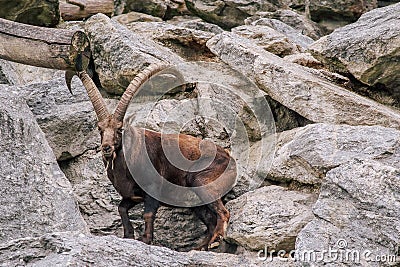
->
[226,186,317,252]
[232,25,303,57]
[124,0,189,19]
[114,19,217,61]
[0,88,87,243]
[244,9,324,40]
[0,0,59,27]
[16,77,100,161]
[0,59,63,86]
[269,123,400,186]
[307,0,377,32]
[309,3,400,99]
[60,149,122,236]
[206,32,400,130]
[242,18,314,50]
[185,0,375,31]
[296,159,400,266]
[84,13,183,95]
[184,0,286,29]
[0,232,261,266]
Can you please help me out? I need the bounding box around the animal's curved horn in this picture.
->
[113,63,170,122]
[78,71,110,121]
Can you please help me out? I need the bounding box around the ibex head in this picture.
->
[98,116,123,159]
[77,63,169,160]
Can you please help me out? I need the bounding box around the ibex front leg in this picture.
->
[118,198,136,238]
[142,195,160,244]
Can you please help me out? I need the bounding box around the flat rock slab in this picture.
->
[296,159,400,266]
[16,78,99,161]
[309,3,400,92]
[84,13,183,95]
[0,232,261,267]
[243,17,315,49]
[0,88,87,243]
[244,9,324,40]
[114,19,217,61]
[207,32,400,130]
[269,123,400,185]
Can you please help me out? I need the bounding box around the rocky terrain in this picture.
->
[0,0,399,266]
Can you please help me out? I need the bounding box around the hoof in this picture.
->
[208,234,223,249]
[140,236,152,245]
[208,241,220,249]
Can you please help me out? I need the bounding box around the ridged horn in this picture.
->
[78,71,110,121]
[113,63,170,122]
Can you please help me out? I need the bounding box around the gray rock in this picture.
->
[0,88,87,243]
[84,13,183,95]
[245,9,324,40]
[0,59,63,86]
[378,0,400,6]
[226,186,317,252]
[0,0,59,27]
[296,159,400,266]
[113,11,163,23]
[265,95,313,133]
[309,3,400,98]
[283,53,323,69]
[269,123,400,185]
[206,32,400,129]
[184,0,285,29]
[170,17,224,34]
[0,232,259,266]
[232,25,302,57]
[243,18,314,49]
[124,0,189,19]
[152,207,207,251]
[59,149,122,236]
[16,77,99,161]
[307,0,377,32]
[114,20,217,61]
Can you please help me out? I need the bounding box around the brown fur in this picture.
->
[99,116,236,250]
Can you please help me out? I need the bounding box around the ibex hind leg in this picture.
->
[206,199,230,249]
[187,177,230,249]
[118,198,137,239]
[141,194,160,245]
[193,205,217,251]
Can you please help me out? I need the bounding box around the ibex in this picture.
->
[76,63,237,250]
